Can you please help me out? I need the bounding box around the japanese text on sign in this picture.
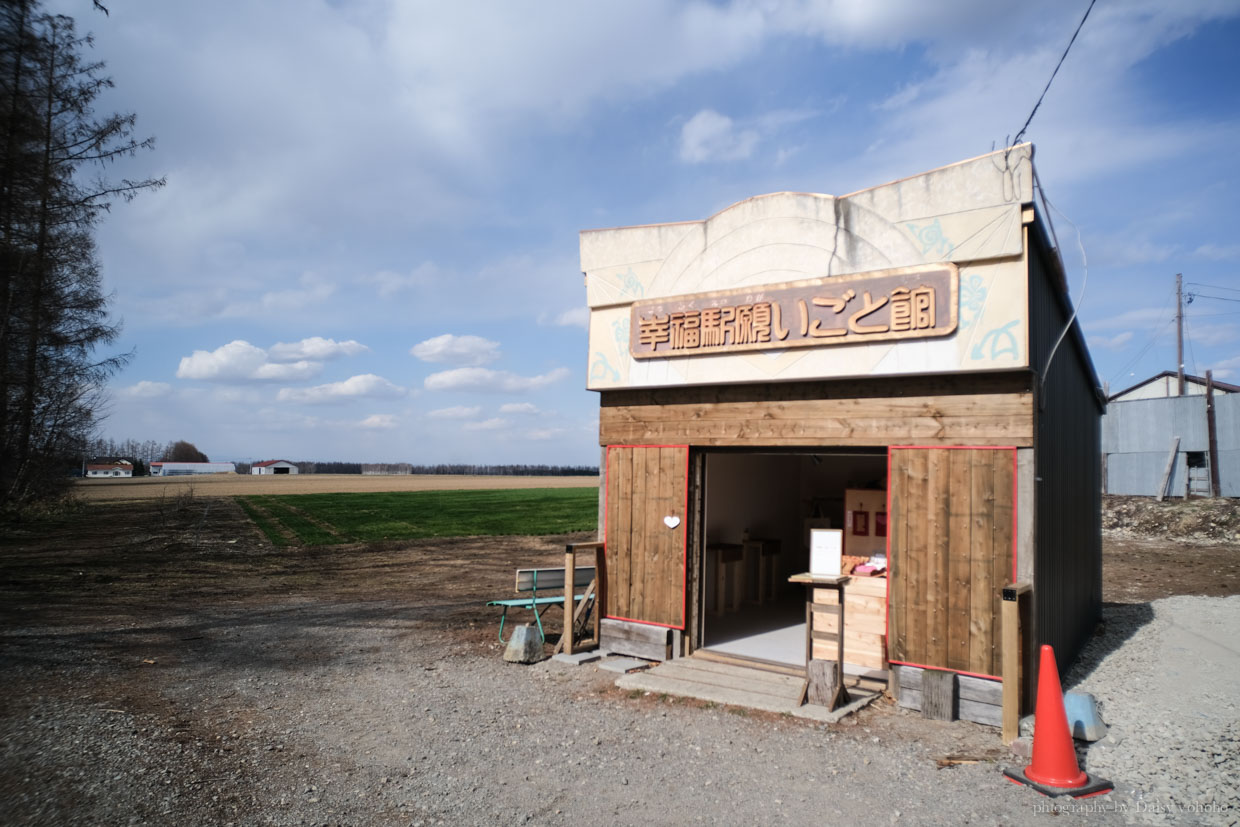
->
[629,264,957,359]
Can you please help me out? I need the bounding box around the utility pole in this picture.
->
[1176,273,1184,396]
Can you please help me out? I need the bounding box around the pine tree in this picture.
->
[0,3,162,508]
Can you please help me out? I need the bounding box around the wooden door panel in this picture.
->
[604,445,689,628]
[888,447,1015,677]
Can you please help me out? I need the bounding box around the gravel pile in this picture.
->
[1066,595,1240,824]
[1103,496,1240,545]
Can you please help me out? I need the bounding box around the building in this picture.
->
[1109,371,1238,402]
[251,460,298,475]
[1103,372,1238,497]
[580,144,1103,720]
[149,461,236,476]
[85,461,132,478]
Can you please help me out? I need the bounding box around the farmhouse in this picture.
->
[252,460,298,475]
[85,461,132,478]
[580,144,1103,723]
[150,461,236,476]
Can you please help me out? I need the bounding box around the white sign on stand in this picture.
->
[809,528,843,577]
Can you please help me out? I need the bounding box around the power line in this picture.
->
[1012,0,1097,145]
[1106,317,1175,386]
[1187,293,1240,304]
[1186,282,1240,294]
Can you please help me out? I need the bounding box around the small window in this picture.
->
[1186,451,1207,469]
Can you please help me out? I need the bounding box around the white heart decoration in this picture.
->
[663,515,681,529]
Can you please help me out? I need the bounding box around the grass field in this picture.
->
[239,487,599,546]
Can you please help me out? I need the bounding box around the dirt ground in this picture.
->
[0,492,1236,825]
[73,473,597,502]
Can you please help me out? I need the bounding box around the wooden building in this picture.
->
[580,145,1104,712]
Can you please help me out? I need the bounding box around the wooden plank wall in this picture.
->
[889,447,1014,678]
[604,445,688,628]
[599,374,1033,448]
[1027,226,1104,676]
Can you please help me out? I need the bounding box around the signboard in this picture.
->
[629,263,958,360]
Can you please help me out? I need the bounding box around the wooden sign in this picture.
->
[630,264,958,360]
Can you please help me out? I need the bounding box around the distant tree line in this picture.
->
[285,462,599,476]
[84,437,209,475]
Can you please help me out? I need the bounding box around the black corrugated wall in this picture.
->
[1028,228,1104,675]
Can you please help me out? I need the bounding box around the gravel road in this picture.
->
[2,592,1236,825]
[1,497,1237,825]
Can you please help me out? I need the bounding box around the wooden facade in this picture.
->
[583,146,1104,711]
[600,374,1034,448]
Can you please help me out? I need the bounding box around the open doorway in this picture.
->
[699,448,887,668]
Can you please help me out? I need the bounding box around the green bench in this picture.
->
[487,566,597,643]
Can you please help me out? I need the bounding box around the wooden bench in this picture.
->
[487,566,596,644]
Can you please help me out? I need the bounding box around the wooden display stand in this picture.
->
[789,573,850,710]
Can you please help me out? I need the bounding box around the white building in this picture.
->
[1109,371,1238,402]
[149,461,236,476]
[251,460,298,475]
[85,461,132,478]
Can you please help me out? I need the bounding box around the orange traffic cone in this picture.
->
[1003,645,1113,798]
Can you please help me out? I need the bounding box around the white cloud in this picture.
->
[176,340,322,382]
[545,306,589,329]
[410,334,501,366]
[268,337,368,362]
[1184,321,1239,347]
[680,109,759,163]
[526,427,564,441]
[1086,307,1175,332]
[1210,355,1240,380]
[423,366,570,393]
[123,380,174,398]
[1192,243,1240,261]
[276,374,406,404]
[462,418,508,431]
[426,405,482,419]
[359,414,398,429]
[358,262,439,298]
[1092,331,1133,351]
[499,402,539,415]
[221,272,337,318]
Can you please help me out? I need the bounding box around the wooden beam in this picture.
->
[1002,582,1031,744]
[1156,436,1180,502]
[1206,371,1221,498]
[563,548,576,655]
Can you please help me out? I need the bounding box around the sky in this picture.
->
[46,0,1240,466]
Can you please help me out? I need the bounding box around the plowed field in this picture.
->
[73,473,597,501]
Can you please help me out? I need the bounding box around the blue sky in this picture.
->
[50,0,1240,465]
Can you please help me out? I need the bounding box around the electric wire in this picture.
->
[1012,0,1098,146]
[1183,314,1199,378]
[1187,293,1240,303]
[1033,170,1088,401]
[1107,317,1175,386]
[1186,282,1240,294]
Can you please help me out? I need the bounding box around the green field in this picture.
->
[238,487,598,546]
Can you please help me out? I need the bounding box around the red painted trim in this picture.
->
[601,444,690,631]
[887,659,1001,682]
[885,449,893,650]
